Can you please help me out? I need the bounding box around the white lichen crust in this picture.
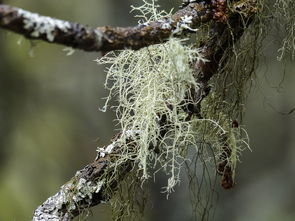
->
[32,133,134,221]
[131,0,197,35]
[17,8,71,42]
[173,15,198,35]
[32,176,105,221]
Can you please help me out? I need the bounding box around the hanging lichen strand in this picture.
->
[99,38,208,190]
[97,0,252,220]
[98,38,226,221]
[274,0,295,60]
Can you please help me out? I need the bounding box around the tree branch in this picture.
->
[32,131,135,221]
[0,2,214,52]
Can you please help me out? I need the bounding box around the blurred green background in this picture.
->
[0,0,295,220]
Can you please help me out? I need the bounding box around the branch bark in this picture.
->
[0,2,214,52]
[0,1,258,220]
[33,131,135,221]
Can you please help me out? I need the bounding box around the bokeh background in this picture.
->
[0,0,295,220]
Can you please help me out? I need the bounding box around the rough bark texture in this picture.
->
[0,0,258,220]
[33,132,134,221]
[0,2,214,52]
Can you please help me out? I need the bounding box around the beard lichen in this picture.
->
[97,34,253,219]
[94,0,273,220]
[98,38,208,189]
[130,0,172,24]
[93,0,295,220]
[98,36,235,220]
[273,0,295,60]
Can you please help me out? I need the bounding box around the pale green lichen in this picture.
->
[130,0,171,24]
[97,35,252,219]
[98,38,207,190]
[96,0,255,220]
[22,0,295,220]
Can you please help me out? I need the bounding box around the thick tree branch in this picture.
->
[0,2,214,52]
[33,131,135,221]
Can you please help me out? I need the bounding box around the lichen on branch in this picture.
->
[0,1,213,52]
[93,0,260,219]
[98,38,207,189]
[0,0,279,220]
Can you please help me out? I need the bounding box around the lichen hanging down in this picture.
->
[98,38,209,192]
[274,0,295,60]
[94,2,256,220]
[98,37,252,195]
